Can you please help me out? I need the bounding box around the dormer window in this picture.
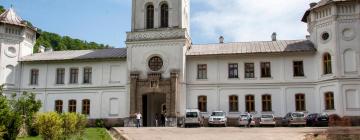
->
[146,4,154,29]
[160,3,169,28]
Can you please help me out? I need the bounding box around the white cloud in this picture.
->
[191,0,319,43]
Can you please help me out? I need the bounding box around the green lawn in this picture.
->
[17,128,112,140]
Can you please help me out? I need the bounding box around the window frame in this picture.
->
[198,96,207,112]
[244,63,255,78]
[262,95,272,112]
[197,64,207,80]
[228,63,239,79]
[295,94,306,111]
[229,95,239,112]
[30,69,39,85]
[325,92,335,110]
[146,4,154,29]
[69,68,79,84]
[323,53,332,75]
[148,56,163,71]
[293,61,305,77]
[260,62,271,78]
[83,67,92,84]
[55,100,63,113]
[56,68,65,85]
[68,100,77,113]
[245,95,255,112]
[160,3,169,28]
[82,99,90,115]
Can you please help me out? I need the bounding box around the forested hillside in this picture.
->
[0,5,111,52]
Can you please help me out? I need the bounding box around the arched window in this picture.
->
[229,95,238,112]
[323,53,332,74]
[55,100,63,113]
[295,94,306,111]
[146,4,154,29]
[68,100,77,113]
[262,95,272,112]
[160,3,169,28]
[245,95,255,112]
[198,96,207,112]
[82,99,90,115]
[325,92,335,110]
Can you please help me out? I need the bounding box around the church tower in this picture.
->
[126,0,191,126]
[302,0,360,116]
[0,8,37,90]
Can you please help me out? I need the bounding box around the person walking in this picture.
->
[136,112,142,128]
[247,113,252,128]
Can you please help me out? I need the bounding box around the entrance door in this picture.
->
[142,93,166,127]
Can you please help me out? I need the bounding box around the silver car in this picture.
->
[184,109,201,127]
[208,111,227,127]
[239,114,255,126]
[259,114,276,126]
[282,112,306,126]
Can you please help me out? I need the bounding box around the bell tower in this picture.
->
[126,0,190,126]
[0,8,37,89]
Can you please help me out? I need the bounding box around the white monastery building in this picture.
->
[1,0,360,126]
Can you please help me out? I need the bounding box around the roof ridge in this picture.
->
[192,39,307,46]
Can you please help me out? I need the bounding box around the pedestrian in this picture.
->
[247,113,252,128]
[160,113,165,127]
[155,113,159,127]
[136,112,142,128]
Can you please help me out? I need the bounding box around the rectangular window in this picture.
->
[245,95,255,112]
[68,100,77,113]
[244,63,255,78]
[56,68,65,84]
[293,61,304,77]
[83,67,92,84]
[295,94,306,111]
[69,68,79,84]
[197,64,207,79]
[261,62,271,78]
[228,63,238,78]
[229,96,239,112]
[262,95,272,112]
[198,96,207,112]
[30,69,39,85]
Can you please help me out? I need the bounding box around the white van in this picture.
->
[184,109,202,127]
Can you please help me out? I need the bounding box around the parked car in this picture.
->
[184,109,202,127]
[282,112,306,126]
[259,114,276,127]
[306,113,329,127]
[239,113,256,127]
[208,111,227,127]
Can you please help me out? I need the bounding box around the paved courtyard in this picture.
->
[114,127,328,140]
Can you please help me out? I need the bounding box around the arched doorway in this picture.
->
[142,93,166,127]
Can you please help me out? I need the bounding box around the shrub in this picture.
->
[75,114,87,137]
[95,119,105,128]
[9,92,42,136]
[0,94,23,140]
[62,113,78,139]
[34,112,63,140]
[0,125,5,139]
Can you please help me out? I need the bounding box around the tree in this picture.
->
[0,6,5,14]
[9,92,42,136]
[0,87,23,140]
[34,112,63,140]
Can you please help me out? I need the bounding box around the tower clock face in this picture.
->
[148,56,163,71]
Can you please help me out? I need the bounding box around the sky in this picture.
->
[0,0,319,48]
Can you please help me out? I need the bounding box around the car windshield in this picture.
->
[292,113,304,117]
[211,112,225,116]
[186,112,198,117]
[261,115,273,118]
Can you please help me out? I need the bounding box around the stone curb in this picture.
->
[109,127,131,140]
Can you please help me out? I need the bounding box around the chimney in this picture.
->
[310,2,317,8]
[219,36,224,43]
[38,46,45,53]
[271,32,277,41]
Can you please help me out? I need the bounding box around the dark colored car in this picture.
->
[306,113,329,127]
